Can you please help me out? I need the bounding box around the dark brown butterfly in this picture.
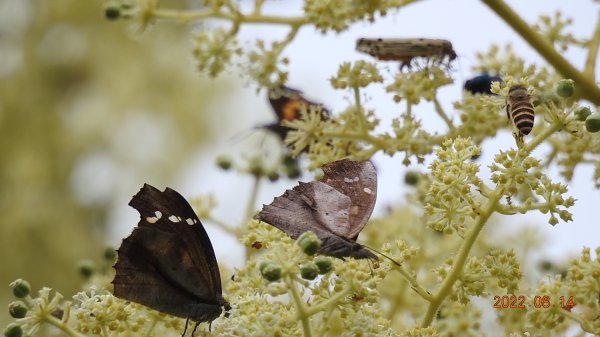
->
[113,184,230,333]
[263,85,329,141]
[257,159,377,260]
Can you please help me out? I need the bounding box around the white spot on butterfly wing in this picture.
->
[363,187,373,194]
[168,215,181,223]
[146,216,159,224]
[186,218,195,225]
[343,176,360,183]
[155,211,162,219]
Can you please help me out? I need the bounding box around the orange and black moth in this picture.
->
[265,86,329,140]
[356,38,457,69]
[506,85,535,141]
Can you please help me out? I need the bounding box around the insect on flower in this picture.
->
[464,73,502,95]
[263,86,329,141]
[506,84,535,142]
[356,38,457,70]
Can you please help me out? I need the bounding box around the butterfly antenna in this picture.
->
[365,245,402,267]
[226,127,260,146]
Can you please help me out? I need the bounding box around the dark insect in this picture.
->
[356,38,457,69]
[464,74,502,95]
[263,85,329,141]
[113,184,230,334]
[257,159,377,260]
[506,85,535,141]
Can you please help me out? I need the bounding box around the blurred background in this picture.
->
[1,0,598,328]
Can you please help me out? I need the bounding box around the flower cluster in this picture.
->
[303,0,410,33]
[386,68,453,105]
[533,11,586,51]
[425,137,482,235]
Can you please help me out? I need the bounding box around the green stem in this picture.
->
[560,309,600,335]
[420,188,504,327]
[498,202,552,215]
[143,315,159,337]
[153,8,307,26]
[42,315,87,337]
[303,286,351,316]
[286,276,313,337]
[352,87,369,134]
[524,119,564,154]
[244,175,261,223]
[391,265,433,302]
[432,96,456,133]
[207,216,238,236]
[252,0,264,15]
[584,12,600,81]
[480,0,600,106]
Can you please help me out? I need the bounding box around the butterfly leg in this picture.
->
[182,317,190,337]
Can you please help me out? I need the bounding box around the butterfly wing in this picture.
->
[320,160,377,239]
[257,188,335,240]
[258,178,376,260]
[113,184,228,323]
[265,86,330,141]
[294,181,352,238]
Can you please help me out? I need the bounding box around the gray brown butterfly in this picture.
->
[113,184,229,333]
[257,159,377,260]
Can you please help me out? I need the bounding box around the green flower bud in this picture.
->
[78,259,95,278]
[3,324,22,337]
[404,171,419,186]
[249,162,263,177]
[8,302,27,319]
[297,232,321,256]
[285,165,301,179]
[10,280,30,298]
[538,260,553,272]
[216,155,232,170]
[104,6,121,20]
[574,106,592,121]
[314,256,332,274]
[585,113,600,133]
[267,171,279,182]
[299,262,319,280]
[103,247,117,262]
[259,261,282,282]
[556,79,575,98]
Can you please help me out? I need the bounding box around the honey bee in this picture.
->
[356,38,457,69]
[506,84,535,142]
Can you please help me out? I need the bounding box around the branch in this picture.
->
[480,0,600,105]
[584,11,600,81]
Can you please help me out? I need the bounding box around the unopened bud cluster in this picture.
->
[259,231,332,282]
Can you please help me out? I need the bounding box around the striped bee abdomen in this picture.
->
[506,85,534,139]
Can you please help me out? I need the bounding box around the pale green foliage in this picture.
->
[7,0,600,336]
